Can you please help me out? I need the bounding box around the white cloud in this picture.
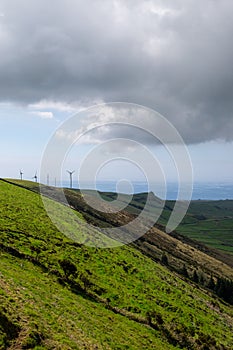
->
[32,111,54,119]
[143,2,178,17]
[28,99,104,114]
[54,103,183,152]
[29,100,76,113]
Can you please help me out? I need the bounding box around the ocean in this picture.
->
[59,180,233,200]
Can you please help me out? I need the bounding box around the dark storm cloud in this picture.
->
[0,0,233,143]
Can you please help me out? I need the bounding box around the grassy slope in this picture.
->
[1,254,168,350]
[126,194,233,255]
[0,180,233,349]
[99,190,233,256]
[175,200,233,254]
[47,183,233,279]
[8,179,233,254]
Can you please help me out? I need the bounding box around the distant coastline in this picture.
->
[59,180,233,201]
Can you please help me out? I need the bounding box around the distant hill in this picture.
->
[0,179,233,349]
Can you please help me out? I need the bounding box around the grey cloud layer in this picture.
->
[0,0,233,143]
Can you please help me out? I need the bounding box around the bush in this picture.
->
[161,253,168,266]
[215,277,233,304]
[181,265,189,278]
[59,259,77,278]
[192,270,199,283]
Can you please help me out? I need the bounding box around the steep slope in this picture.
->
[0,254,172,350]
[0,179,233,349]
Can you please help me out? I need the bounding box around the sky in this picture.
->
[1,0,233,186]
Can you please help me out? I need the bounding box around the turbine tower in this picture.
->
[33,171,38,182]
[19,169,23,180]
[67,170,75,189]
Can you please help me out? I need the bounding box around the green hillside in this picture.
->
[115,191,233,256]
[0,179,233,349]
[174,200,233,255]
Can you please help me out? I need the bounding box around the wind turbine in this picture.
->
[19,169,23,180]
[67,170,75,189]
[33,171,38,182]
